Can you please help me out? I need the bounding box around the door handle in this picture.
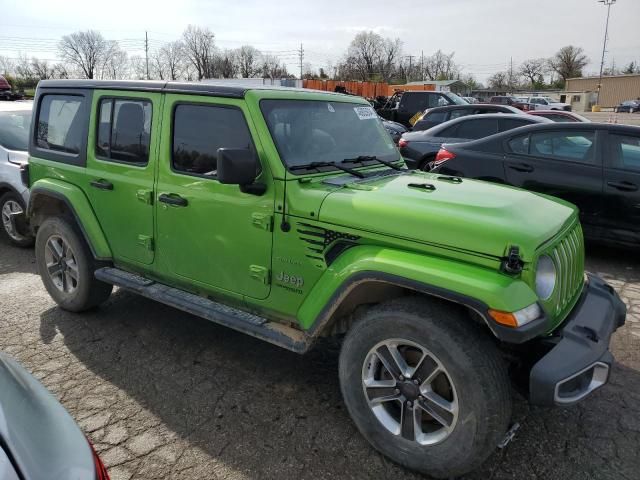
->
[158,193,188,207]
[90,179,114,191]
[607,181,638,192]
[507,163,534,173]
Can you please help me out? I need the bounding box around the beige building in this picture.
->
[565,74,640,109]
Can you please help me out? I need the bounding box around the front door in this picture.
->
[85,91,160,266]
[602,132,640,245]
[155,95,274,300]
[503,129,604,234]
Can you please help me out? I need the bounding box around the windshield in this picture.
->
[0,110,32,151]
[260,99,400,169]
[444,92,468,105]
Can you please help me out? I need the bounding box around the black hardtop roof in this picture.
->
[36,79,345,99]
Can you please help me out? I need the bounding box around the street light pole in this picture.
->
[596,0,616,106]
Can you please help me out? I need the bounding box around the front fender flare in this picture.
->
[298,245,539,339]
[28,179,112,260]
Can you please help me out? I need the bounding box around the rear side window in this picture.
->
[609,134,640,172]
[529,131,595,163]
[36,95,85,154]
[455,118,498,139]
[96,98,152,165]
[172,104,254,177]
[508,134,529,154]
[424,111,447,123]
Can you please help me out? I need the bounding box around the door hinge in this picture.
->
[249,265,270,284]
[137,235,154,251]
[251,212,273,231]
[136,189,153,205]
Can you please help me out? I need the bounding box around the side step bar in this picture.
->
[95,267,309,353]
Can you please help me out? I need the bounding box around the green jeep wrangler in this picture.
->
[26,80,625,478]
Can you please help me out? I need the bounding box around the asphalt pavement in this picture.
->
[0,242,638,480]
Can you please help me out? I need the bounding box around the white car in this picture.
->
[527,96,571,111]
[0,100,33,246]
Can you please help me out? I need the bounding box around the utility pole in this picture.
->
[145,31,150,80]
[597,0,616,105]
[405,55,416,83]
[298,43,304,80]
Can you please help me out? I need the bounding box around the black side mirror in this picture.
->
[217,148,258,186]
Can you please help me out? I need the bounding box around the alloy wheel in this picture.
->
[1,199,28,242]
[44,235,80,294]
[362,338,459,445]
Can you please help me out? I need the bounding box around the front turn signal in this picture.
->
[489,303,542,328]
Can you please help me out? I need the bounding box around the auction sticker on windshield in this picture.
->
[354,106,376,120]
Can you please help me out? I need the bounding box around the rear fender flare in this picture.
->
[28,179,112,260]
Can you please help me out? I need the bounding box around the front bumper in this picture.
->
[529,274,626,406]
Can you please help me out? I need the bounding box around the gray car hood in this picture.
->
[0,353,95,480]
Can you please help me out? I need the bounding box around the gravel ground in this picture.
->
[0,242,638,480]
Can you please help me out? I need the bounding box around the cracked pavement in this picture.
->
[0,242,638,480]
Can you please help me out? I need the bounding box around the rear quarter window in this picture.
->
[32,92,90,166]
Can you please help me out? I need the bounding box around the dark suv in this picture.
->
[412,104,522,131]
[377,90,468,127]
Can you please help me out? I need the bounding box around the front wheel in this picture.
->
[339,297,512,479]
[35,216,112,311]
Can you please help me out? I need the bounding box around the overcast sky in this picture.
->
[1,0,639,82]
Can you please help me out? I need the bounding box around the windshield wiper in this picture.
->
[290,161,365,178]
[343,155,404,171]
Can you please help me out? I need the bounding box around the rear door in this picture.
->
[602,132,640,245]
[503,129,604,232]
[85,91,160,266]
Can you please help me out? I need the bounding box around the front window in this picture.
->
[443,92,468,105]
[260,99,399,169]
[0,110,31,151]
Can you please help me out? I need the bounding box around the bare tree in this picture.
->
[487,71,510,89]
[181,25,216,80]
[236,45,261,78]
[422,50,459,81]
[58,30,119,79]
[342,31,403,82]
[14,54,33,79]
[519,58,548,87]
[0,56,15,76]
[52,63,70,79]
[549,46,589,83]
[101,48,129,79]
[460,73,481,90]
[30,57,54,79]
[213,49,237,79]
[129,55,147,80]
[160,41,184,80]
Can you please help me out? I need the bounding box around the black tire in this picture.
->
[339,297,512,479]
[0,191,34,247]
[35,216,112,311]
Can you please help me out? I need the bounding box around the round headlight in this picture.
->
[535,254,556,300]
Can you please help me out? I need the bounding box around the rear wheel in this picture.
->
[35,216,112,311]
[0,192,33,247]
[339,297,512,479]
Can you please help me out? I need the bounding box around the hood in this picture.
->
[318,172,576,262]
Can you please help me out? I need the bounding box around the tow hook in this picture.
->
[498,422,520,449]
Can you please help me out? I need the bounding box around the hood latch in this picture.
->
[502,246,523,274]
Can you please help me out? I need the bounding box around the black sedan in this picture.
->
[431,123,640,248]
[412,104,522,131]
[614,100,640,113]
[399,113,550,170]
